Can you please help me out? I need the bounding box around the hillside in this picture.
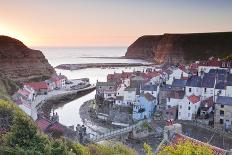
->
[125,32,232,64]
[0,36,55,81]
[0,36,56,97]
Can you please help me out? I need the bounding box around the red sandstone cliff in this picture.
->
[0,36,55,81]
[125,32,232,64]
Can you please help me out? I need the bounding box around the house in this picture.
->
[185,75,202,96]
[16,88,35,102]
[198,96,214,120]
[116,83,127,97]
[115,96,124,106]
[214,96,232,130]
[50,74,67,89]
[198,57,221,75]
[24,82,48,95]
[158,123,227,155]
[140,84,159,103]
[133,92,156,121]
[166,67,189,85]
[45,79,56,91]
[214,82,226,101]
[164,106,178,120]
[166,90,185,108]
[145,71,161,84]
[226,74,232,97]
[201,73,216,100]
[96,81,117,100]
[171,79,187,91]
[123,87,137,106]
[178,95,201,120]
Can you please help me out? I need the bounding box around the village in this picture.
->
[9,56,232,153]
[92,57,232,133]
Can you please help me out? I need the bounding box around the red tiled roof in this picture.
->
[47,122,65,133]
[18,89,30,97]
[171,133,227,155]
[35,118,51,131]
[146,72,160,79]
[188,95,200,104]
[24,82,48,90]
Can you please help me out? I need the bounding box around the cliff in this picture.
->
[0,36,55,97]
[125,32,232,64]
[0,36,55,81]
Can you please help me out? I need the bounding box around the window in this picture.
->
[179,112,181,116]
[188,113,190,117]
[220,119,224,124]
[189,88,192,92]
[204,88,207,93]
[179,105,182,109]
[118,93,119,95]
[221,105,224,108]
[168,98,170,102]
[108,94,111,96]
[189,102,190,105]
[188,106,191,110]
[220,110,224,116]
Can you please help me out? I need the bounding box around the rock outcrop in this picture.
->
[0,36,55,82]
[125,32,232,64]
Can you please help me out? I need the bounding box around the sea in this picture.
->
[38,47,148,132]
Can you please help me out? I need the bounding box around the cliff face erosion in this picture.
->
[0,36,55,96]
[125,32,232,64]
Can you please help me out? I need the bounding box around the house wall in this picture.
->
[166,69,188,85]
[178,97,200,120]
[23,85,36,101]
[198,66,220,75]
[201,87,214,100]
[214,89,226,101]
[185,86,202,96]
[226,86,232,97]
[214,104,232,129]
[124,90,136,103]
[167,98,182,108]
[133,96,156,121]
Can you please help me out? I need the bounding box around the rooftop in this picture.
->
[96,81,116,87]
[24,82,48,90]
[169,90,185,99]
[172,79,187,88]
[188,95,200,104]
[142,92,156,101]
[216,96,232,105]
[186,75,202,87]
[141,84,158,91]
[202,73,216,88]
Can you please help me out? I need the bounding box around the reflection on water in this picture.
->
[54,67,145,128]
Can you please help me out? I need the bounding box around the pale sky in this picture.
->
[0,0,232,47]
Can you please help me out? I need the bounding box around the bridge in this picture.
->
[87,119,150,142]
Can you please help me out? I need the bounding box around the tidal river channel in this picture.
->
[54,67,145,131]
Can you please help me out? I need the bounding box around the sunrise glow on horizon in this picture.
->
[1,0,232,47]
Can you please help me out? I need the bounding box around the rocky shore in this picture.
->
[55,63,153,70]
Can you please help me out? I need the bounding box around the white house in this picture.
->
[178,95,201,120]
[166,67,189,85]
[116,83,127,97]
[214,82,226,102]
[201,73,216,100]
[185,75,202,96]
[22,85,36,101]
[226,74,232,97]
[140,84,159,104]
[123,87,137,106]
[166,91,185,108]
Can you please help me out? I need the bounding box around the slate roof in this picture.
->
[186,75,202,87]
[215,82,226,89]
[116,96,124,101]
[172,79,187,88]
[124,87,136,91]
[202,73,216,88]
[169,90,185,99]
[142,92,156,101]
[36,118,51,132]
[141,84,158,91]
[96,81,116,87]
[208,69,227,75]
[227,74,232,86]
[216,96,232,105]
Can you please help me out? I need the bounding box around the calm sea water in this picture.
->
[39,47,147,130]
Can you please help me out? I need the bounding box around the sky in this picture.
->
[0,0,232,47]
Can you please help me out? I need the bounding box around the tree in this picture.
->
[157,140,214,155]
